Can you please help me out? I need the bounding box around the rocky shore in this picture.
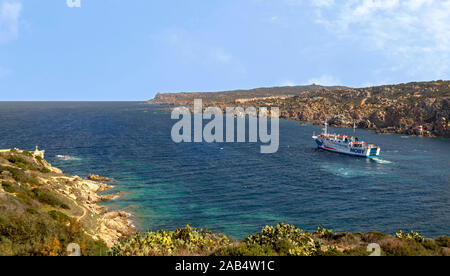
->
[87,174,116,183]
[55,173,134,247]
[148,81,450,138]
[0,148,135,253]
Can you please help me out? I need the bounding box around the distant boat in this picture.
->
[312,122,381,158]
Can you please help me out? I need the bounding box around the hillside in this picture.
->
[148,81,450,137]
[0,149,133,256]
[148,84,347,105]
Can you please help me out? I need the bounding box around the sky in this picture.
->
[0,0,449,101]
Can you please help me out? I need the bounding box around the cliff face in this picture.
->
[149,81,450,137]
[148,84,347,105]
[0,149,134,256]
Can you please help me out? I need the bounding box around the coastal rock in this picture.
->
[0,149,134,249]
[87,174,115,183]
[149,80,450,138]
[98,211,135,247]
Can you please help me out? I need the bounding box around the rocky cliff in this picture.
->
[148,84,347,105]
[0,149,134,255]
[148,81,450,137]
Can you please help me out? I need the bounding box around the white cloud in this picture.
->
[311,0,334,7]
[307,75,341,86]
[0,0,22,43]
[66,0,81,8]
[313,0,450,79]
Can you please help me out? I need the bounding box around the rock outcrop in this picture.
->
[149,80,450,137]
[0,149,134,250]
[87,174,115,183]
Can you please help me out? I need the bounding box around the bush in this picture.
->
[244,223,320,256]
[395,230,425,243]
[31,189,70,210]
[7,154,33,171]
[48,210,70,223]
[21,151,33,157]
[382,240,430,256]
[314,227,335,239]
[1,181,16,193]
[213,244,277,256]
[0,213,106,256]
[109,225,233,256]
[0,166,41,186]
[39,167,51,174]
[435,236,450,248]
[362,231,391,242]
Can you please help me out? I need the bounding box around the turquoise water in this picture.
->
[0,102,449,238]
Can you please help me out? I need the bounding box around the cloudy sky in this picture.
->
[0,0,449,100]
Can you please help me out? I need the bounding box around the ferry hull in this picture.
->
[314,138,380,158]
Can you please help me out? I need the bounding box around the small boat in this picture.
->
[312,123,381,158]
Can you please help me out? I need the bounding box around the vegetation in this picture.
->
[396,230,426,243]
[110,223,450,256]
[109,225,233,256]
[0,211,107,256]
[0,150,108,256]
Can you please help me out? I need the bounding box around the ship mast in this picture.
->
[353,121,356,142]
[324,121,328,136]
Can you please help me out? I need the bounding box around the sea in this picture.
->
[0,102,449,239]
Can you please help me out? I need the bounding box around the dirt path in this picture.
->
[361,92,372,106]
[76,204,88,223]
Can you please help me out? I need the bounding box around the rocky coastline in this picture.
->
[0,148,135,251]
[148,81,450,138]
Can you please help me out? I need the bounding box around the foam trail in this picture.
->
[320,165,386,178]
[371,158,392,164]
[56,155,81,161]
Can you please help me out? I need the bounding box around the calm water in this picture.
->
[0,102,449,238]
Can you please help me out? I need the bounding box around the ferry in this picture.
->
[312,123,381,158]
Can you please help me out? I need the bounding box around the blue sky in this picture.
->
[0,0,449,100]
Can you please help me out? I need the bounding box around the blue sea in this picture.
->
[0,102,449,238]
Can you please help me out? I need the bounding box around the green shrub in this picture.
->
[314,226,335,239]
[383,241,430,256]
[38,167,51,174]
[16,192,33,205]
[395,230,425,243]
[435,236,450,248]
[0,213,106,256]
[1,181,16,193]
[316,246,345,256]
[109,225,233,256]
[31,189,69,209]
[60,203,70,210]
[48,210,70,223]
[213,243,277,256]
[244,223,320,256]
[342,247,373,256]
[0,166,41,186]
[362,231,390,242]
[25,208,39,215]
[7,155,33,171]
